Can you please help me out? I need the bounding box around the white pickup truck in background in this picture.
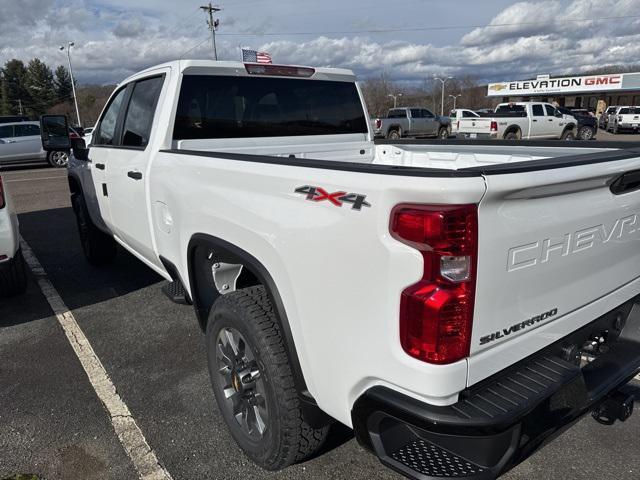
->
[40,60,640,480]
[607,106,640,134]
[458,102,577,140]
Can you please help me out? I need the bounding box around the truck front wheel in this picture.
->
[206,285,329,470]
[0,248,28,297]
[72,193,117,266]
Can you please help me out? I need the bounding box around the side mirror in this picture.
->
[40,115,71,150]
[555,111,564,118]
[71,137,89,161]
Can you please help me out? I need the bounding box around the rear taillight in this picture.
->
[391,204,478,365]
[375,119,382,129]
[490,121,498,132]
[0,176,5,209]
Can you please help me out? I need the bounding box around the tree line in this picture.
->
[0,58,74,119]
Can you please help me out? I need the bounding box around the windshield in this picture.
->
[173,75,368,139]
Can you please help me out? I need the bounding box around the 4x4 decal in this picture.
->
[294,186,371,211]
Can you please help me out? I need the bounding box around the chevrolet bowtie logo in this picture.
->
[489,83,508,91]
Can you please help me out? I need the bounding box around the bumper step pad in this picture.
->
[161,280,189,305]
[392,438,485,478]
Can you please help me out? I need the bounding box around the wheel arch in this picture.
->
[503,125,522,138]
[186,233,332,427]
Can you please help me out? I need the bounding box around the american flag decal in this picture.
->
[242,48,272,64]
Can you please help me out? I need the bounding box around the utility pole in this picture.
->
[59,41,81,127]
[200,3,221,60]
[434,76,453,116]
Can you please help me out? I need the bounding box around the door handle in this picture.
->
[532,119,538,122]
[127,171,143,180]
[548,119,554,122]
[95,163,105,170]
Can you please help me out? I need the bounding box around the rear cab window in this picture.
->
[173,75,367,140]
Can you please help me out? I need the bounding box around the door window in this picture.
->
[15,124,40,137]
[410,109,422,118]
[95,87,127,146]
[532,105,545,117]
[544,105,556,116]
[0,125,14,138]
[422,109,434,118]
[121,76,164,148]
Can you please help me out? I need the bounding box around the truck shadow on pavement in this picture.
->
[15,206,162,313]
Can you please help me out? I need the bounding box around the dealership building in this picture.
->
[487,72,640,114]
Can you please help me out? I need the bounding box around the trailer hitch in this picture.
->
[591,390,635,426]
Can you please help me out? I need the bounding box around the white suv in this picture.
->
[0,175,27,296]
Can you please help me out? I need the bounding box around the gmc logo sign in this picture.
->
[584,75,621,86]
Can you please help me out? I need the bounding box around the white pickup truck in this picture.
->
[608,106,640,134]
[458,102,577,140]
[41,60,640,480]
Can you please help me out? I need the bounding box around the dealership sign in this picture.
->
[488,74,624,97]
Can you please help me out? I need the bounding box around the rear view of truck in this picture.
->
[353,144,640,479]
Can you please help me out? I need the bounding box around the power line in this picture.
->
[178,36,212,58]
[214,13,640,37]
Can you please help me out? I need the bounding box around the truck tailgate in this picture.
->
[470,154,640,377]
[458,118,492,134]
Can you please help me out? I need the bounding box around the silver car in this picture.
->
[0,121,69,167]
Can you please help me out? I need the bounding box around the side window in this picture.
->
[0,125,14,138]
[532,105,545,117]
[121,76,164,148]
[544,105,556,116]
[15,124,40,137]
[410,108,421,118]
[462,111,477,118]
[422,109,434,118]
[95,87,127,146]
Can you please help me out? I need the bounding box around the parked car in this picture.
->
[0,175,28,297]
[558,107,598,140]
[458,102,577,140]
[599,106,618,130]
[372,107,451,139]
[449,108,479,135]
[40,59,640,480]
[608,106,640,134]
[0,121,69,167]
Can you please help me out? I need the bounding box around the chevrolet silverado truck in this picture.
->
[458,102,577,140]
[40,60,640,480]
[608,106,640,134]
[372,107,451,139]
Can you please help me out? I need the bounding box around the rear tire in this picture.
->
[0,248,28,297]
[48,150,70,168]
[578,126,594,140]
[387,129,401,140]
[73,193,117,266]
[206,286,329,471]
[504,131,520,140]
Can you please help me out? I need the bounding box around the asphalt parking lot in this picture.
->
[1,166,639,480]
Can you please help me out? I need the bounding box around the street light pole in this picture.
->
[59,42,81,127]
[449,94,462,110]
[388,93,403,108]
[434,76,453,116]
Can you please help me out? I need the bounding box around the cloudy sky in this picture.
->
[1,0,639,85]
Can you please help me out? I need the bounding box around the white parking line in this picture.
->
[5,175,68,183]
[20,237,173,480]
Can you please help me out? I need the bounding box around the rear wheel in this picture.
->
[504,131,520,140]
[206,286,329,470]
[73,193,117,265]
[48,150,69,168]
[387,129,401,140]
[578,126,595,141]
[0,248,28,297]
